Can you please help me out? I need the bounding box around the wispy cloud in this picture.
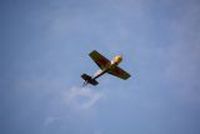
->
[64,86,104,110]
[42,86,105,129]
[43,116,60,127]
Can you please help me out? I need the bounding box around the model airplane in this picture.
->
[81,50,131,86]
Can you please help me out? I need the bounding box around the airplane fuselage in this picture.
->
[92,55,122,80]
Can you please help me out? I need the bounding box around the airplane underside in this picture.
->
[81,50,131,86]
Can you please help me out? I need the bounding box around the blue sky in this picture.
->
[1,0,200,134]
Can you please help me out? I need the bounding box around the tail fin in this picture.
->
[81,74,99,86]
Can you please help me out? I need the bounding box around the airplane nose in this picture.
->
[118,55,122,60]
[114,55,122,63]
[119,56,122,62]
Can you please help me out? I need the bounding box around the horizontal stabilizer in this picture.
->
[81,74,99,86]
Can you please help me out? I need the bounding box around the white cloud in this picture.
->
[64,86,104,110]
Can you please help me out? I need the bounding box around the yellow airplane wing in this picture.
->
[108,66,131,80]
[89,50,110,69]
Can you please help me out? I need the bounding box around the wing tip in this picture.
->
[89,50,97,55]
